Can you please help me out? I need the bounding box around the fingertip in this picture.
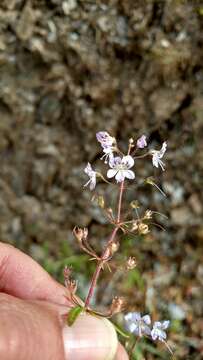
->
[115,343,129,360]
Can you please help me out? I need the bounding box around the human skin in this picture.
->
[0,242,128,360]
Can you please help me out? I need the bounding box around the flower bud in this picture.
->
[130,200,140,209]
[144,210,152,219]
[138,223,149,235]
[110,241,119,254]
[126,257,137,270]
[64,266,72,280]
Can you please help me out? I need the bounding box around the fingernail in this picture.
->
[63,313,118,360]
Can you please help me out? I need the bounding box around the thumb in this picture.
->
[63,313,118,360]
[0,293,128,360]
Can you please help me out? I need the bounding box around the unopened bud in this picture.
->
[103,247,112,261]
[103,241,119,260]
[130,200,140,209]
[126,257,137,270]
[110,241,119,254]
[144,210,153,219]
[107,208,113,216]
[129,138,134,145]
[145,177,155,185]
[138,223,149,235]
[110,296,124,315]
[63,265,72,280]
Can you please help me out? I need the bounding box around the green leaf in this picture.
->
[112,323,130,339]
[67,306,83,326]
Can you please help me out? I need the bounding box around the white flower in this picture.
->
[84,163,96,190]
[151,142,167,171]
[96,131,115,164]
[124,312,151,337]
[107,155,135,182]
[151,321,170,342]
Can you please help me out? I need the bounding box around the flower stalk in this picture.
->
[85,180,125,308]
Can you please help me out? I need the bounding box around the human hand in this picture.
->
[0,242,128,360]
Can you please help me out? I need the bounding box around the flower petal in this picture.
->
[109,156,121,168]
[122,155,134,168]
[142,315,151,325]
[107,169,117,178]
[124,170,135,180]
[159,142,167,158]
[152,155,159,168]
[151,329,158,341]
[131,312,141,321]
[84,162,92,175]
[162,320,170,329]
[115,170,125,182]
[154,321,162,328]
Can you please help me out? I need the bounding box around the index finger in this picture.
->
[0,242,71,306]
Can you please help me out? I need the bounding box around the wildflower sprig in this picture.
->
[124,312,172,354]
[64,131,171,356]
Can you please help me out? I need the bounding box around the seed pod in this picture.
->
[110,296,124,315]
[73,226,88,242]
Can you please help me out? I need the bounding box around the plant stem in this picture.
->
[117,180,124,223]
[84,181,125,308]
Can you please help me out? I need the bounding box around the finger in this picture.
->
[0,293,122,360]
[0,242,71,306]
[0,293,65,360]
[63,313,118,360]
[115,343,129,360]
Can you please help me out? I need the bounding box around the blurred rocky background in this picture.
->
[0,0,202,358]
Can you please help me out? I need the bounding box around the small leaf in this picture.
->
[112,323,130,339]
[67,306,83,326]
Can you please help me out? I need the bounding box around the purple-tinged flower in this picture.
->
[137,135,147,149]
[124,312,151,337]
[96,131,116,164]
[151,321,170,342]
[151,142,167,171]
[96,131,115,148]
[84,163,96,190]
[107,155,135,182]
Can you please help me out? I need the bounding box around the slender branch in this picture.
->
[84,181,125,308]
[117,181,124,223]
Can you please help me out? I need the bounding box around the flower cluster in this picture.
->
[84,131,167,190]
[124,312,170,343]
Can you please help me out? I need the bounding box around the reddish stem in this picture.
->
[117,180,124,223]
[84,181,125,308]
